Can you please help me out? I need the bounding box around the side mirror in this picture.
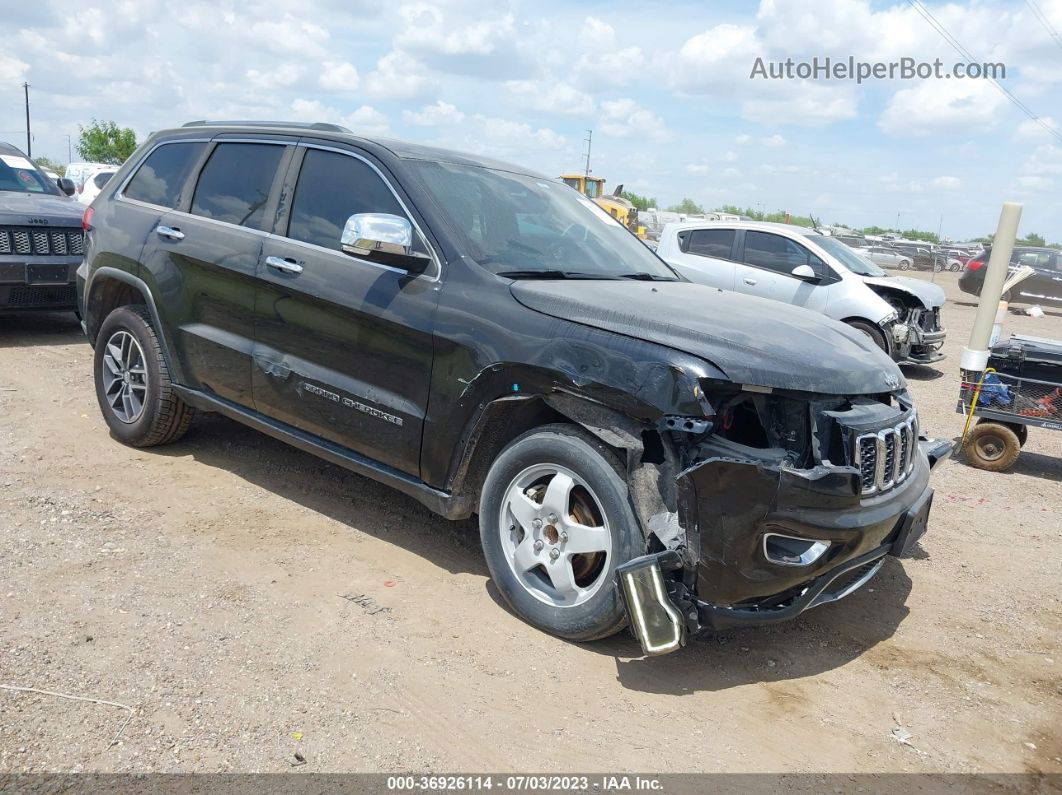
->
[341,213,431,273]
[57,178,76,196]
[791,263,819,281]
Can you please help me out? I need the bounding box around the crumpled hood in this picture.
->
[510,280,905,394]
[0,190,83,226]
[862,275,945,309]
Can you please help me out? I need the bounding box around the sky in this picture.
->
[1,0,1060,242]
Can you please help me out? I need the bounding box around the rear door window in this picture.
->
[684,228,735,259]
[190,143,285,230]
[123,142,206,208]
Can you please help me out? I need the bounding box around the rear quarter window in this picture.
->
[123,142,206,208]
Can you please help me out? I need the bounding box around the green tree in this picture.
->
[620,190,656,211]
[76,120,138,165]
[667,198,705,214]
[32,157,66,176]
[1020,232,1046,247]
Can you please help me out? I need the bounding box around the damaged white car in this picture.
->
[658,220,947,365]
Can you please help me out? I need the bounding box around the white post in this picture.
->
[961,202,1022,372]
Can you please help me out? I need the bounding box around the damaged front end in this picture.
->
[617,381,952,657]
[872,285,947,365]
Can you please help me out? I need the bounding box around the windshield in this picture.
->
[808,234,887,277]
[0,153,59,195]
[413,161,678,280]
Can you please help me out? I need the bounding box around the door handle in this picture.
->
[156,225,184,241]
[743,277,757,285]
[264,255,304,275]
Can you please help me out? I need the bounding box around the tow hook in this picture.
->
[617,550,688,656]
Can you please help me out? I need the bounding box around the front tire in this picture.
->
[846,319,890,356]
[94,305,195,447]
[479,424,643,642]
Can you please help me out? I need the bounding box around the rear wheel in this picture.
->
[479,424,642,642]
[94,305,196,447]
[963,421,1020,472]
[898,259,911,270]
[1002,421,1029,447]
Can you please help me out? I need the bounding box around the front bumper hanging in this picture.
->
[617,437,953,657]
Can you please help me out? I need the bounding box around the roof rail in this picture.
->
[181,120,352,133]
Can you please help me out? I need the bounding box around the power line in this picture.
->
[906,0,1062,145]
[1025,0,1062,54]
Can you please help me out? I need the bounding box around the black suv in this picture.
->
[78,121,951,655]
[959,246,1062,306]
[0,142,83,312]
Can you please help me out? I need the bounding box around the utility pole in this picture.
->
[23,82,31,157]
[66,134,72,163]
[583,129,592,177]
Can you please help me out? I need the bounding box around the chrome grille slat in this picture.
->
[855,411,918,496]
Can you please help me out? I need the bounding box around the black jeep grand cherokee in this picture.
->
[78,121,951,655]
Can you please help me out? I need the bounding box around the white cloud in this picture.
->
[742,82,858,127]
[879,80,1008,137]
[735,133,751,144]
[574,17,644,88]
[720,150,738,162]
[403,101,465,126]
[762,134,786,147]
[0,52,28,82]
[599,98,670,142]
[686,163,710,174]
[669,23,761,94]
[397,4,515,56]
[363,50,434,99]
[246,63,303,90]
[319,61,360,94]
[290,98,389,135]
[249,15,329,57]
[1015,116,1060,142]
[932,176,962,190]
[504,80,595,116]
[1016,175,1052,191]
[344,106,390,135]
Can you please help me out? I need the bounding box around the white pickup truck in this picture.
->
[657,219,947,366]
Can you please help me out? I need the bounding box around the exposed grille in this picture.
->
[7,284,77,306]
[0,226,83,257]
[855,412,917,496]
[918,307,941,332]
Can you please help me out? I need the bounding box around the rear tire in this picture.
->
[478,424,643,642]
[898,259,911,271]
[963,422,1020,472]
[846,319,890,356]
[94,305,195,447]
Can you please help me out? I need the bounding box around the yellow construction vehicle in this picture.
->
[559,174,646,238]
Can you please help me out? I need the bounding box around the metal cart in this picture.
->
[958,357,1062,471]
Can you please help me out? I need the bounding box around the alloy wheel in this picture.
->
[101,330,148,424]
[498,464,612,607]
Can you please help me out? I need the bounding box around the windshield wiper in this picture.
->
[615,272,677,281]
[496,269,615,280]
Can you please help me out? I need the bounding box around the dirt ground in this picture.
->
[0,271,1059,777]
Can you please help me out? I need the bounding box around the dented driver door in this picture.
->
[251,142,440,477]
